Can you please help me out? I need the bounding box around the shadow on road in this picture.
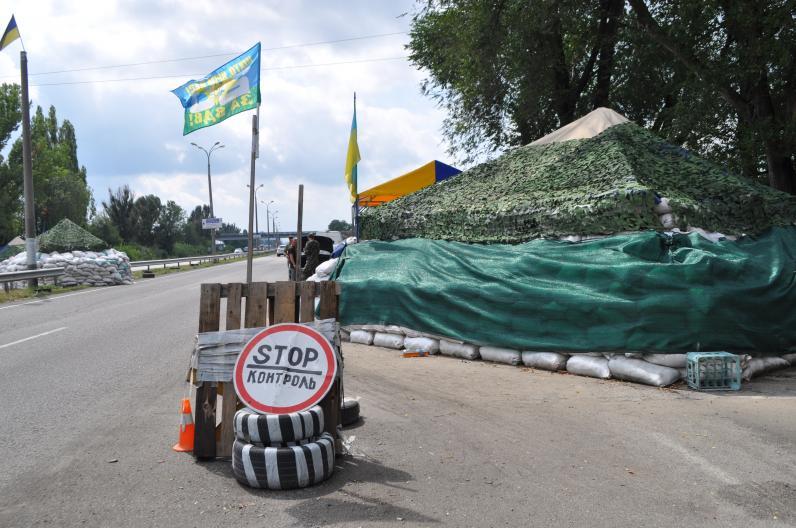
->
[195,453,439,525]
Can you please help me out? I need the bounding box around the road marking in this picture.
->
[0,326,67,350]
[650,432,739,485]
[0,288,104,311]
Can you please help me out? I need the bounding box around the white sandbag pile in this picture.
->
[342,325,794,389]
[0,249,133,287]
[307,257,339,282]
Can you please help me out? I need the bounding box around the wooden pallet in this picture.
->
[194,280,341,459]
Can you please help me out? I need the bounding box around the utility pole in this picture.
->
[296,185,303,282]
[20,51,36,287]
[246,114,258,283]
[190,141,224,256]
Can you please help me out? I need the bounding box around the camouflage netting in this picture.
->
[360,123,796,243]
[38,218,107,252]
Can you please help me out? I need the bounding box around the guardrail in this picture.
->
[0,267,65,291]
[130,251,267,271]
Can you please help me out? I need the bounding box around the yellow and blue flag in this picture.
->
[0,15,20,51]
[344,95,361,203]
[171,43,261,135]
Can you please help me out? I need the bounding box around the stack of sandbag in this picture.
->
[0,248,133,288]
[306,257,339,282]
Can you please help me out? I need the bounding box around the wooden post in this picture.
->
[295,185,303,281]
[195,284,221,459]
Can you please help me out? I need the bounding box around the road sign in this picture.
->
[202,217,222,230]
[233,323,337,414]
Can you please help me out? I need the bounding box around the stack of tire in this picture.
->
[232,405,335,489]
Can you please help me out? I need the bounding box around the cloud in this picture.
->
[2,0,453,231]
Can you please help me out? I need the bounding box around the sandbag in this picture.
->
[782,353,796,366]
[439,340,480,360]
[742,357,791,381]
[521,352,568,371]
[479,346,521,365]
[642,353,687,368]
[373,332,404,349]
[608,357,680,387]
[566,355,611,379]
[349,330,373,345]
[314,258,338,277]
[653,196,672,214]
[404,337,439,354]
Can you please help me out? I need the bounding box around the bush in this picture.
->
[171,242,206,258]
[116,244,159,261]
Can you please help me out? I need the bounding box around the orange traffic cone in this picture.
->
[172,398,195,452]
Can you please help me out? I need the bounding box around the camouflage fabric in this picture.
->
[38,218,107,252]
[360,123,796,243]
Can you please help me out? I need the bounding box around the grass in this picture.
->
[1,253,272,304]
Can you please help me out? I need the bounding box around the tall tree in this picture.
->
[627,0,796,193]
[154,200,185,253]
[0,84,22,244]
[131,194,162,246]
[103,186,136,242]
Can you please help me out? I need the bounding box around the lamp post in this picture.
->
[190,141,224,255]
[261,200,275,249]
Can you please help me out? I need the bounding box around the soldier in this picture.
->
[286,236,298,281]
[302,233,320,279]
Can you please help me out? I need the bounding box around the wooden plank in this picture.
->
[222,282,325,298]
[217,381,238,458]
[299,281,316,322]
[195,283,221,459]
[225,283,243,330]
[199,284,221,332]
[273,281,297,323]
[244,282,269,328]
[319,379,340,438]
[318,281,338,320]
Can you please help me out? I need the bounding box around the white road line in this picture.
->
[649,431,739,485]
[0,326,68,350]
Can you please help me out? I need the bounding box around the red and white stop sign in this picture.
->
[233,323,338,414]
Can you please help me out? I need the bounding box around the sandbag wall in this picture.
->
[343,325,795,388]
[0,249,133,288]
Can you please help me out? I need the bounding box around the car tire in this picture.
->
[232,433,335,489]
[340,398,360,427]
[234,406,324,444]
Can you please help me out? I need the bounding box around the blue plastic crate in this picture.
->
[686,352,741,391]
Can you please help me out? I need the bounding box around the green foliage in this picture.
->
[328,219,352,231]
[38,218,106,252]
[0,83,22,244]
[171,242,207,258]
[88,213,122,247]
[132,194,162,245]
[360,122,796,243]
[115,244,159,261]
[103,186,136,242]
[154,200,185,253]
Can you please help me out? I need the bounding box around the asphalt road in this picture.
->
[0,256,794,527]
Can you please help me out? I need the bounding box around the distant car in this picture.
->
[276,244,286,256]
[234,248,243,255]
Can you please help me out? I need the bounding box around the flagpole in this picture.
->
[246,113,258,283]
[20,50,36,287]
[353,92,360,240]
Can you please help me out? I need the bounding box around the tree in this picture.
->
[409,0,624,162]
[131,194,162,246]
[328,219,352,231]
[154,200,185,253]
[103,186,136,242]
[183,204,211,245]
[0,84,21,244]
[626,0,795,193]
[88,213,122,247]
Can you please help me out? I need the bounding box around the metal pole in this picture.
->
[296,185,303,282]
[265,203,270,250]
[246,114,258,283]
[20,51,36,288]
[207,157,216,257]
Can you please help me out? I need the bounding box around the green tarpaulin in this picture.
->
[335,228,796,355]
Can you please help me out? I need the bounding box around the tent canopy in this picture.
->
[357,160,460,207]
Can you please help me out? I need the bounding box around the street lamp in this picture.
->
[261,199,275,249]
[190,141,224,255]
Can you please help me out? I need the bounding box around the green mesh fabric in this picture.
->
[38,218,107,252]
[335,228,796,355]
[360,123,796,242]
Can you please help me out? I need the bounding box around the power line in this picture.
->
[10,31,407,78]
[30,56,409,87]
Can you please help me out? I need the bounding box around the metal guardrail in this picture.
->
[0,267,65,291]
[130,251,266,271]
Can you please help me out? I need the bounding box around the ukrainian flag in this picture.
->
[0,16,20,51]
[344,95,361,203]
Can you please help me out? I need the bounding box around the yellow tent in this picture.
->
[357,160,460,207]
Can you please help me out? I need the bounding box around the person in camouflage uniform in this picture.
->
[302,233,320,279]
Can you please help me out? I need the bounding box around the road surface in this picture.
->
[0,255,794,527]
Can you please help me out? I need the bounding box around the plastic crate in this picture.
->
[686,352,741,391]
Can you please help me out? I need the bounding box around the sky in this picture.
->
[0,0,452,232]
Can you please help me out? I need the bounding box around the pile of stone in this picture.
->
[0,249,133,288]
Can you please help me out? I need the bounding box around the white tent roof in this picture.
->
[7,236,25,246]
[530,107,629,146]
